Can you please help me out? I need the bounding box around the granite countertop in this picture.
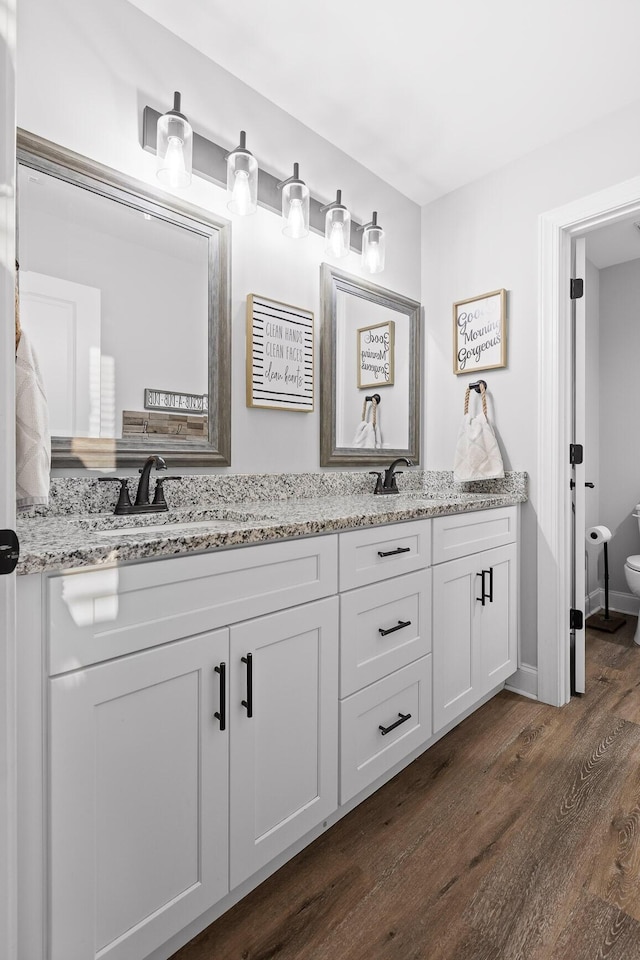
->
[16,483,527,576]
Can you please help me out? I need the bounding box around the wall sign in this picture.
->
[144,388,208,414]
[453,288,507,374]
[357,320,395,388]
[246,294,314,412]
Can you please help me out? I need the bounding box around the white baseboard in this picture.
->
[505,663,538,700]
[587,588,639,618]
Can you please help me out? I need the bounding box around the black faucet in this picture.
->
[371,457,413,495]
[135,455,167,507]
[98,455,181,515]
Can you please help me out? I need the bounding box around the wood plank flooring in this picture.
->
[171,619,640,960]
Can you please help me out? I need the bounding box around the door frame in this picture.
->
[538,174,640,706]
[0,1,18,958]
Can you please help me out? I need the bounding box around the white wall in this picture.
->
[17,0,421,475]
[597,258,640,595]
[421,97,640,668]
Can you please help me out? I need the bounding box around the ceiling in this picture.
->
[127,0,640,206]
[585,216,640,270]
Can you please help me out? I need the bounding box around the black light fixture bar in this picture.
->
[142,106,363,252]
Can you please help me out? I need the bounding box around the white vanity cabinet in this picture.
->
[49,628,230,960]
[431,507,518,732]
[32,536,339,960]
[337,520,433,803]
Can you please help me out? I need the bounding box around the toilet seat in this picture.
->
[626,555,640,572]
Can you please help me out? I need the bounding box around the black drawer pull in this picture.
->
[214,662,226,731]
[476,568,494,605]
[377,546,411,558]
[378,619,412,637]
[241,653,253,718]
[487,566,494,603]
[379,712,412,736]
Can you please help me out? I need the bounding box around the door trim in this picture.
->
[538,174,640,706]
[0,2,17,958]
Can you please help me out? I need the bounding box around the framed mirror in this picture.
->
[16,130,231,468]
[320,263,421,466]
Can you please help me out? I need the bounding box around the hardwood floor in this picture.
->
[171,619,640,960]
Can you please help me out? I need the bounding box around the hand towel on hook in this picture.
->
[352,396,381,449]
[16,329,51,511]
[453,382,504,482]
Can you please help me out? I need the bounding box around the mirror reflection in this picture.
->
[16,130,231,468]
[320,264,421,467]
[18,166,209,441]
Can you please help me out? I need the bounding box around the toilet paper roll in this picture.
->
[586,525,612,545]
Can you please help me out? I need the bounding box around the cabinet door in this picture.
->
[432,555,481,732]
[49,629,229,960]
[229,597,338,888]
[479,543,518,693]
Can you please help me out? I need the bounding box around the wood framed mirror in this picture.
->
[16,130,231,468]
[320,263,421,466]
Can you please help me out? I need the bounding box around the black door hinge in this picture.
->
[0,529,19,575]
[570,443,583,465]
[570,278,584,299]
[570,608,584,631]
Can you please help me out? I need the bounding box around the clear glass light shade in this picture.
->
[282,181,309,238]
[362,223,386,274]
[325,206,351,258]
[156,113,193,188]
[227,151,258,215]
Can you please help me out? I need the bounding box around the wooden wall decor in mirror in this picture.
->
[320,263,421,466]
[16,129,231,468]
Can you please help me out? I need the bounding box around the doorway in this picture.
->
[538,175,640,707]
[572,223,640,692]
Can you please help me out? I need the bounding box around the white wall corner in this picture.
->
[505,664,538,701]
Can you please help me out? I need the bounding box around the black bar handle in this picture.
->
[214,662,226,731]
[241,653,253,718]
[476,570,486,606]
[378,619,412,637]
[379,712,412,736]
[377,546,411,558]
[488,566,494,603]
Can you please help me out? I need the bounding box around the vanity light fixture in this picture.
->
[361,211,386,274]
[276,163,310,239]
[226,130,258,216]
[156,92,193,189]
[320,190,351,259]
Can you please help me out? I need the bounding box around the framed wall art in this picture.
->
[453,288,506,375]
[246,294,314,411]
[357,319,395,388]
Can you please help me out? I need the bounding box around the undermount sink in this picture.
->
[96,519,237,537]
[70,506,278,534]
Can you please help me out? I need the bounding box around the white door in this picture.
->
[229,598,338,888]
[0,4,17,959]
[572,237,587,693]
[49,629,229,960]
[19,272,102,436]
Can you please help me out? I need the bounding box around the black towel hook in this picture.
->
[468,380,487,393]
[365,393,381,404]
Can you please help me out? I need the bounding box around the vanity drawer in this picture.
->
[338,519,431,591]
[47,536,338,674]
[431,506,517,564]
[339,656,432,804]
[340,570,431,697]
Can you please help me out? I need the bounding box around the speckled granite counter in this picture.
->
[16,470,527,575]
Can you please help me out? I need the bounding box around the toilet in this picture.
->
[624,503,640,645]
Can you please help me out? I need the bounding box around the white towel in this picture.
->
[453,384,504,482]
[352,398,381,448]
[16,330,51,511]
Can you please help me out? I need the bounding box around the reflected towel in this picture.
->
[16,330,51,511]
[352,420,378,448]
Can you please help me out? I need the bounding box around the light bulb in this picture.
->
[161,136,188,188]
[328,221,347,257]
[230,169,252,216]
[287,198,307,239]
